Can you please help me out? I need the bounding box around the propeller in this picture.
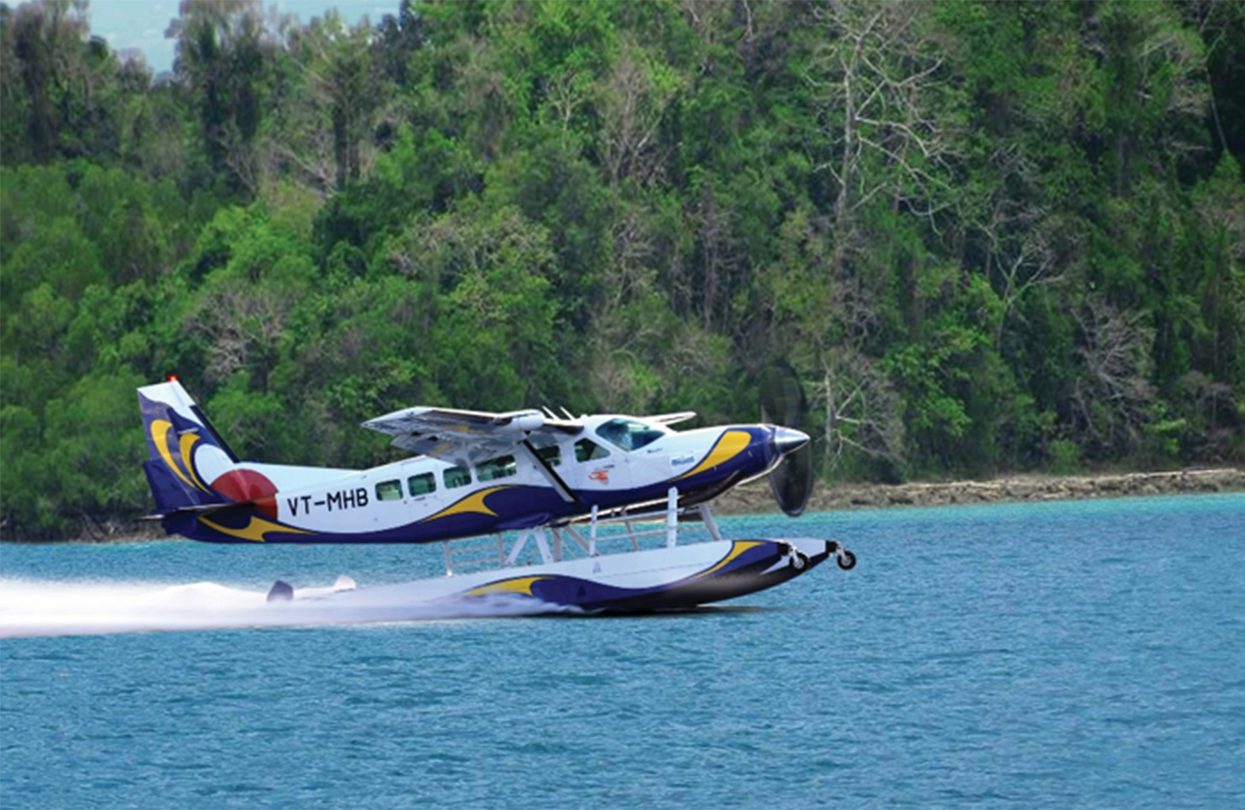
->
[760,363,814,517]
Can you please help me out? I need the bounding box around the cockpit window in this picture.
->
[594,418,666,451]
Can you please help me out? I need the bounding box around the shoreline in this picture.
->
[714,466,1245,514]
[3,467,1242,543]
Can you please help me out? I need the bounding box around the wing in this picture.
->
[649,411,697,427]
[361,406,582,467]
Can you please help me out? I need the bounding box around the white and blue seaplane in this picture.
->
[138,378,854,613]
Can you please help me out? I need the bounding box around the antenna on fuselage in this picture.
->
[541,406,558,419]
[559,407,574,420]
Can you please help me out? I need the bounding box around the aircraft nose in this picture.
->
[772,426,810,456]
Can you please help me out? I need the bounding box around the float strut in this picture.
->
[667,487,678,547]
[589,504,599,557]
[506,531,531,567]
[534,527,554,564]
[699,503,722,543]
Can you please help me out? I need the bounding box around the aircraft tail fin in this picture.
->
[137,379,239,514]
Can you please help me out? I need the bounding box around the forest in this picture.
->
[1,0,1242,539]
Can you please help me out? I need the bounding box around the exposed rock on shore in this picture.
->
[715,467,1245,514]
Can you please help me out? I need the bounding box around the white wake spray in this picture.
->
[0,578,573,638]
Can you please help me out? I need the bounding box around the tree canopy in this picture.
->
[2,0,1242,539]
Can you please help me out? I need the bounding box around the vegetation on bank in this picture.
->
[1,0,1243,539]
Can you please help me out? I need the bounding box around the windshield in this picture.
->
[594,418,666,451]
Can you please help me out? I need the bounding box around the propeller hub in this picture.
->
[772,426,810,456]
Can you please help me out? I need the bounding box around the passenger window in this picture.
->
[407,472,436,496]
[478,455,517,481]
[376,480,402,501]
[535,445,561,467]
[574,439,610,462]
[444,466,471,489]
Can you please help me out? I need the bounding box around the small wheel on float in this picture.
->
[836,549,857,571]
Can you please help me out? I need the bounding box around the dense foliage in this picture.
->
[2,0,1242,539]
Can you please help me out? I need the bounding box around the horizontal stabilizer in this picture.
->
[139,502,235,521]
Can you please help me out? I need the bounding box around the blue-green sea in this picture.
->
[2,494,1243,808]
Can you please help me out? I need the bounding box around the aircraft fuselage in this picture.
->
[163,419,796,544]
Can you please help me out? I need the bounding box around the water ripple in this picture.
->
[1,494,1243,808]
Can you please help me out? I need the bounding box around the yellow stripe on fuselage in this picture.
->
[421,486,511,522]
[677,430,752,480]
[198,515,311,543]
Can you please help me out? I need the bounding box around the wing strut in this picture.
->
[519,440,579,505]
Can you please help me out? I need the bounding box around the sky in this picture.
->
[87,0,402,74]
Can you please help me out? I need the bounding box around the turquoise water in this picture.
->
[2,494,1243,808]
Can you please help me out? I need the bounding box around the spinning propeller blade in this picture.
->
[761,364,814,517]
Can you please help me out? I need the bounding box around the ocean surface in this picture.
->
[1,494,1243,808]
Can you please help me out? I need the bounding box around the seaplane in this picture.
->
[138,377,855,613]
